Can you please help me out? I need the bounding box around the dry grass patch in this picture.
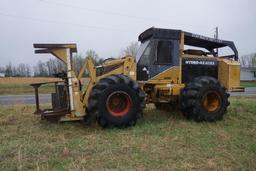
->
[0,77,89,95]
[0,77,60,95]
[0,77,61,84]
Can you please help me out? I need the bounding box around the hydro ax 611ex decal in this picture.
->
[183,58,217,66]
[182,58,218,84]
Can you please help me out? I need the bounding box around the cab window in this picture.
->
[156,41,173,64]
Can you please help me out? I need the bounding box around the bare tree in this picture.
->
[5,63,13,77]
[46,59,58,76]
[16,63,27,77]
[73,54,85,75]
[240,53,256,67]
[121,42,140,57]
[56,59,66,73]
[34,60,48,77]
[0,66,5,73]
[86,49,104,65]
[240,56,248,67]
[25,64,31,77]
[86,49,98,63]
[45,59,66,76]
[252,53,256,67]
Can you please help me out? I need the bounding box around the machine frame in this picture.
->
[32,44,136,122]
[137,28,242,105]
[31,27,243,124]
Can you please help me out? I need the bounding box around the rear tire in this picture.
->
[88,75,145,128]
[180,76,230,122]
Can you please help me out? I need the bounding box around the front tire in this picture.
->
[180,76,230,122]
[88,75,145,128]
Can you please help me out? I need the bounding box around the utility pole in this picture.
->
[214,27,219,56]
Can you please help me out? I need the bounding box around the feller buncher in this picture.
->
[31,27,243,128]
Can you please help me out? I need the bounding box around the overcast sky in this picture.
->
[0,0,255,66]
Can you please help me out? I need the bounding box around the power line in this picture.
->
[39,0,174,24]
[0,11,134,32]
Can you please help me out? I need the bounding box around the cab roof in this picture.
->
[138,27,238,60]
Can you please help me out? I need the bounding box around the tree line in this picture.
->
[0,42,139,77]
[239,53,256,68]
[0,49,103,77]
[0,63,31,77]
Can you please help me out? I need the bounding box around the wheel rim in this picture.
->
[106,91,132,117]
[202,91,221,112]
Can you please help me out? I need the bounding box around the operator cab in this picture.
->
[136,28,180,81]
[136,27,238,81]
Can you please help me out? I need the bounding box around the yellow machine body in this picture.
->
[32,28,243,123]
[32,44,137,121]
[137,31,242,105]
[218,59,241,91]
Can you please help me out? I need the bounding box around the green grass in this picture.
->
[241,81,256,88]
[0,97,256,170]
[0,84,55,95]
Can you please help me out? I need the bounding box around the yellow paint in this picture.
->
[34,30,242,122]
[150,67,180,84]
[218,58,241,91]
[81,56,136,108]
